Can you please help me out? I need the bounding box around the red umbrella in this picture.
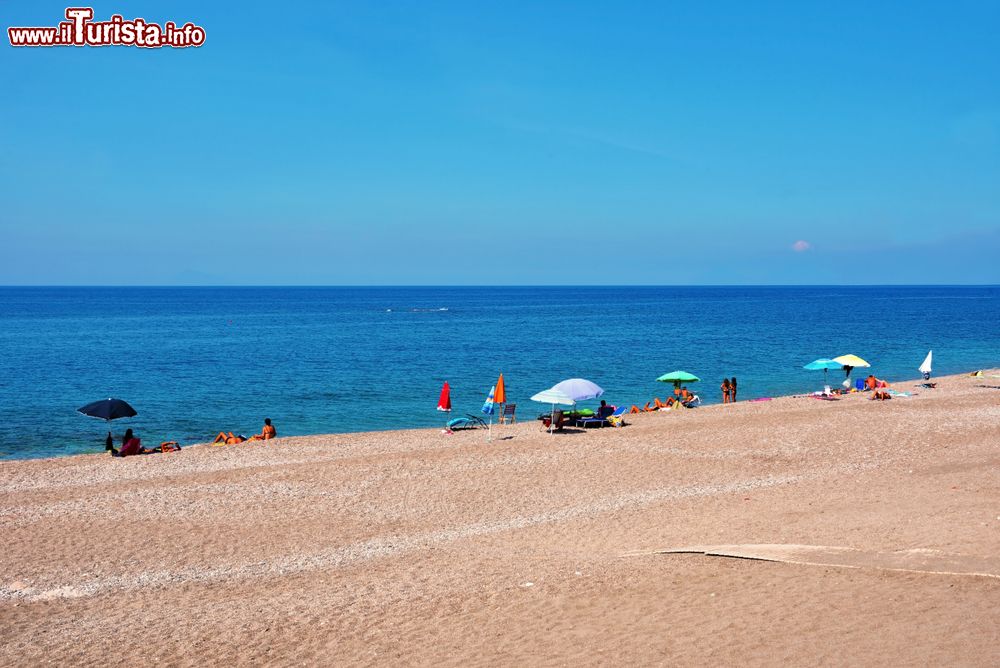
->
[436,381,452,412]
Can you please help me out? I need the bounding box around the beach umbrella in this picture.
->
[494,373,506,405]
[656,371,700,384]
[833,354,870,368]
[77,398,137,421]
[530,387,576,434]
[77,398,137,449]
[436,382,452,412]
[656,370,700,394]
[482,385,496,441]
[803,358,842,386]
[919,350,933,379]
[482,386,496,416]
[551,378,604,402]
[833,354,871,382]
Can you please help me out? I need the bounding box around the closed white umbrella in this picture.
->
[530,388,576,434]
[919,350,933,379]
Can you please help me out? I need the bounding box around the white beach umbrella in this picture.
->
[919,350,933,378]
[551,378,604,402]
[530,388,576,434]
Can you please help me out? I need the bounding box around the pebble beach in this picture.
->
[2,370,999,665]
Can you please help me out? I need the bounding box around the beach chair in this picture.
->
[541,410,568,431]
[447,414,487,430]
[499,404,517,424]
[855,379,865,391]
[605,405,628,427]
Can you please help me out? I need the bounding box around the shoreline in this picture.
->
[7,368,994,465]
[3,368,998,665]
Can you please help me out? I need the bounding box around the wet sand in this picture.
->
[2,371,999,666]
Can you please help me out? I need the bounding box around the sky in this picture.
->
[2,1,999,285]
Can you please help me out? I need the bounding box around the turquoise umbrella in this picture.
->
[803,358,841,386]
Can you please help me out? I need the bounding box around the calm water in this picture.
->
[0,286,997,460]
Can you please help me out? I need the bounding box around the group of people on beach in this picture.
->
[106,418,277,457]
[720,377,738,403]
[212,418,277,445]
[105,428,180,457]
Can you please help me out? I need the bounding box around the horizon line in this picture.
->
[2,284,999,289]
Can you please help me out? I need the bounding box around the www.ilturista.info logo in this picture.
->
[8,7,205,48]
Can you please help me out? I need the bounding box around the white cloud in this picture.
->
[792,240,812,252]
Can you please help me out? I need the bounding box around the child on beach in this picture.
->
[721,378,731,403]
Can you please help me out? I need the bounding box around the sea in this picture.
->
[0,286,997,460]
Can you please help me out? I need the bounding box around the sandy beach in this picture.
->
[2,371,998,666]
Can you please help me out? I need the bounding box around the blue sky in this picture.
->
[2,1,998,284]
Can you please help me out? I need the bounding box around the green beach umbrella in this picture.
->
[656,371,700,384]
[656,371,700,398]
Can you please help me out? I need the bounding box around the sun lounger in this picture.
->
[447,414,488,430]
[575,405,628,429]
[606,406,628,427]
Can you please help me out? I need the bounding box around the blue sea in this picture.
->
[0,286,997,460]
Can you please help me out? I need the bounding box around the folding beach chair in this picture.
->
[499,404,517,424]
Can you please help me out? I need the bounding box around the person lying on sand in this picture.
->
[213,431,246,445]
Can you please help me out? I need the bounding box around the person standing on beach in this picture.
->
[730,377,738,402]
[721,378,731,404]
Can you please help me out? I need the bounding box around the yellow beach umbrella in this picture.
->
[833,354,870,368]
[833,354,871,384]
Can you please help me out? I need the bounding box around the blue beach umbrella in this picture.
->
[482,385,496,416]
[802,358,841,386]
[482,385,496,441]
[77,397,137,451]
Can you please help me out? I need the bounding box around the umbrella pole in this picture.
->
[550,403,555,435]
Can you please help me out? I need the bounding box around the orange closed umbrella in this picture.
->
[494,373,506,405]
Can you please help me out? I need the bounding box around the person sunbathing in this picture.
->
[872,388,892,401]
[213,431,245,445]
[865,375,877,391]
[249,418,277,441]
